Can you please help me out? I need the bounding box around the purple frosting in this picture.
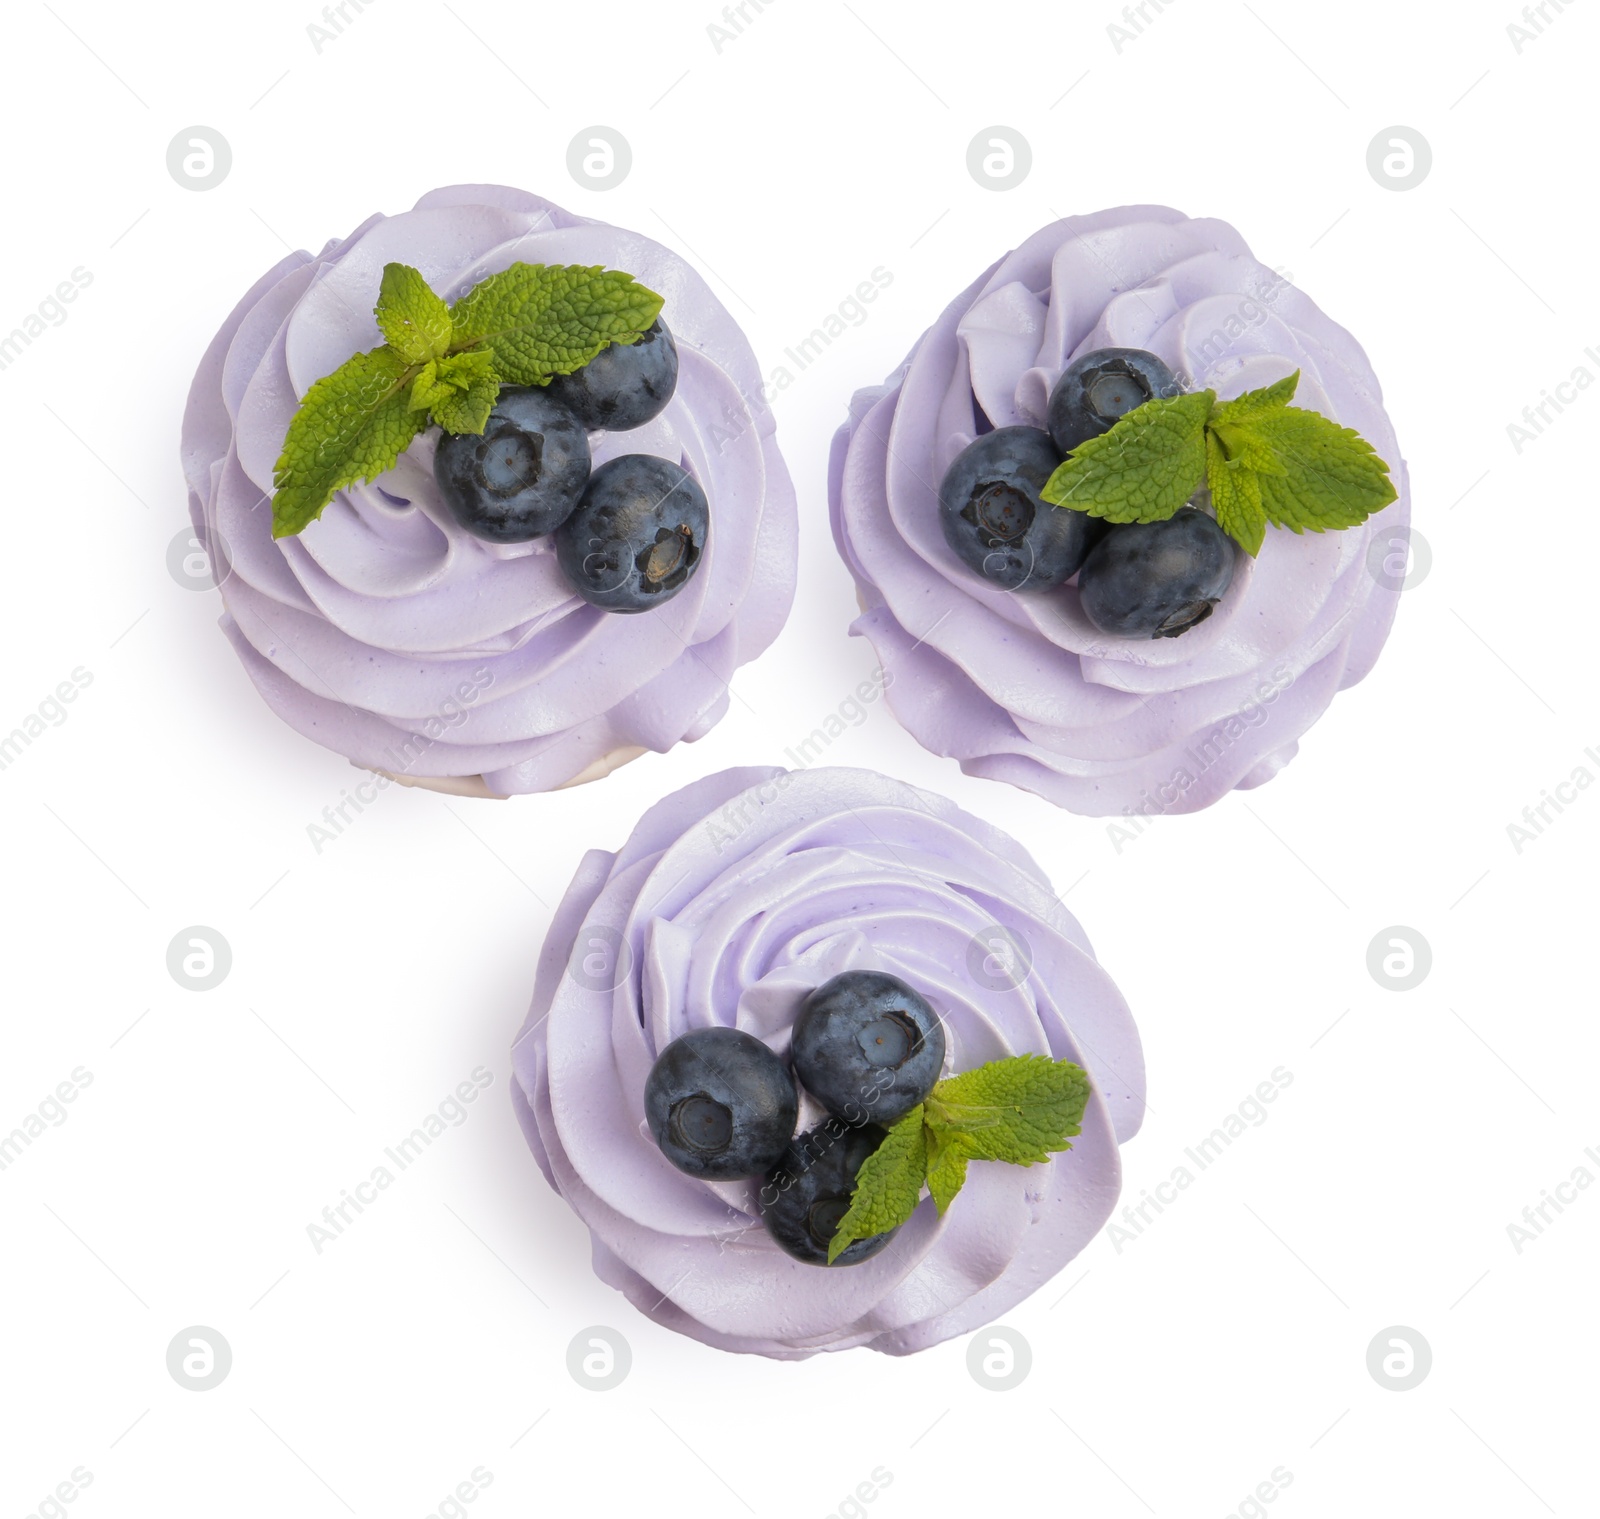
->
[181,185,795,793]
[829,206,1409,816]
[511,766,1144,1358]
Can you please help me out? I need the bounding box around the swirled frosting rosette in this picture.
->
[181,185,795,795]
[829,205,1409,815]
[511,765,1144,1358]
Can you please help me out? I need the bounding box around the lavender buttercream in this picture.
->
[181,185,795,794]
[829,206,1409,816]
[511,765,1144,1358]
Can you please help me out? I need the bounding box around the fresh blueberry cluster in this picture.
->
[642,970,947,1267]
[940,346,1236,638]
[433,321,708,614]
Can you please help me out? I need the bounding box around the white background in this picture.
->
[2,1,1595,1515]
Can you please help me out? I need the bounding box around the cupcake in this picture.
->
[181,185,795,796]
[830,205,1409,816]
[511,765,1144,1358]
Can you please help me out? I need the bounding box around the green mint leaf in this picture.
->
[411,348,500,435]
[827,1107,927,1264]
[1025,365,1394,559]
[426,381,497,435]
[925,1127,980,1215]
[448,262,663,387]
[1206,431,1267,558]
[1249,404,1399,534]
[1209,421,1287,478]
[271,345,424,538]
[1210,369,1300,427]
[407,360,440,413]
[375,262,452,365]
[1039,390,1213,523]
[923,1054,1090,1167]
[1198,370,1397,551]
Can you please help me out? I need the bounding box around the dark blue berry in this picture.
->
[546,320,678,432]
[761,1122,900,1266]
[790,971,944,1124]
[433,386,590,542]
[1077,507,1236,638]
[644,1027,798,1180]
[555,454,709,613]
[1047,347,1182,455]
[939,427,1095,592]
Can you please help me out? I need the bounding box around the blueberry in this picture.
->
[1047,347,1182,455]
[644,1027,798,1180]
[433,386,590,542]
[761,1122,901,1266]
[791,971,944,1124]
[939,427,1096,592]
[546,320,679,432]
[1077,507,1236,639]
[555,454,709,613]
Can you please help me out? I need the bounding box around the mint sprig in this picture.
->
[1038,370,1397,557]
[827,1054,1091,1263]
[270,261,663,539]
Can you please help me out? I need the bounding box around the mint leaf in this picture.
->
[1199,370,1396,552]
[375,262,452,365]
[925,1127,981,1215]
[924,1054,1090,1166]
[411,349,500,435]
[271,345,425,538]
[1206,431,1266,558]
[449,262,662,386]
[1040,390,1213,523]
[1211,369,1300,426]
[1209,421,1287,479]
[1250,405,1398,533]
[827,1107,926,1264]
